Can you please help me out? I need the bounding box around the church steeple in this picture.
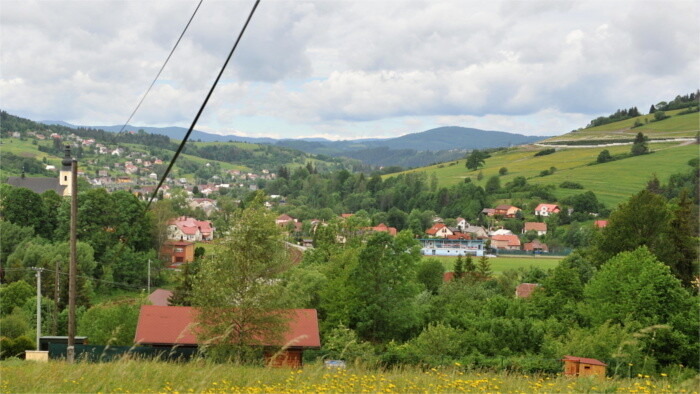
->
[59,145,74,196]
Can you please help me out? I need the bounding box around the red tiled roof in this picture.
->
[277,214,294,221]
[523,240,548,252]
[524,222,547,232]
[369,223,397,236]
[148,289,173,306]
[446,233,471,240]
[494,204,513,210]
[134,306,320,348]
[341,213,353,218]
[492,234,521,246]
[426,223,447,235]
[535,203,560,212]
[594,220,608,228]
[561,355,607,366]
[515,283,540,298]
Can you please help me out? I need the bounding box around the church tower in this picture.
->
[59,145,73,196]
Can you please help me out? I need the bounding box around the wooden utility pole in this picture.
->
[67,156,78,363]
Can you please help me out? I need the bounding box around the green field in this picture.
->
[396,141,697,208]
[544,109,699,141]
[2,359,694,393]
[428,255,562,274]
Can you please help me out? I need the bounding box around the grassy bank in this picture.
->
[2,359,697,393]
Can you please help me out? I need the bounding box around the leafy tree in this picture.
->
[0,281,33,315]
[347,231,421,342]
[416,258,445,294]
[192,192,292,360]
[653,111,668,121]
[499,167,508,175]
[485,176,501,194]
[77,301,141,346]
[597,149,612,163]
[465,150,486,171]
[0,187,48,238]
[582,247,688,327]
[631,132,649,156]
[0,221,35,266]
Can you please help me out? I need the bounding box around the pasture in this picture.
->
[428,255,562,274]
[2,359,694,393]
[397,141,697,208]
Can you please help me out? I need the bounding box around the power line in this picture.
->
[146,0,261,210]
[116,0,204,134]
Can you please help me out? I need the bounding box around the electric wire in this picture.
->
[146,0,261,210]
[116,0,204,135]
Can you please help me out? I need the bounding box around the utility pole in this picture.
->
[147,259,151,295]
[30,267,43,350]
[53,260,59,335]
[67,153,78,363]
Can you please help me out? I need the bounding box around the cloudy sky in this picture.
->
[1,1,698,140]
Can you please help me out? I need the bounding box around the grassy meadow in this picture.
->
[398,141,697,208]
[428,255,562,274]
[2,359,697,393]
[544,109,699,141]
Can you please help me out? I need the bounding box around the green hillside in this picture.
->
[397,141,697,208]
[545,109,699,142]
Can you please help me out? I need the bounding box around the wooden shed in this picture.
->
[561,355,607,378]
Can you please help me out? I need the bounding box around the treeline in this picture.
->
[586,107,641,128]
[0,152,54,177]
[652,90,699,112]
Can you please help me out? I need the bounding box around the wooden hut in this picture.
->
[561,355,607,378]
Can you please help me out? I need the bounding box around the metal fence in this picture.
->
[495,248,572,257]
[48,343,198,362]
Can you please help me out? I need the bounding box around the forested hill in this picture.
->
[0,111,348,172]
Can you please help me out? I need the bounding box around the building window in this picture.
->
[174,247,184,253]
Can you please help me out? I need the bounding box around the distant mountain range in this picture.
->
[40,121,548,168]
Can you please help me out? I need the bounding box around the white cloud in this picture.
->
[1,0,698,139]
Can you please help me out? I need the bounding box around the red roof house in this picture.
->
[365,223,398,236]
[134,305,320,367]
[594,220,608,228]
[491,234,521,250]
[523,222,547,235]
[425,223,453,238]
[535,203,560,217]
[167,216,215,241]
[523,239,548,253]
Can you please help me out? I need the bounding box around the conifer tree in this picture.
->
[476,255,492,278]
[465,254,476,273]
[453,254,464,279]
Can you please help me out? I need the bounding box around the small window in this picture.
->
[64,176,68,181]
[584,366,591,370]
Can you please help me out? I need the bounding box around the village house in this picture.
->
[523,239,548,253]
[455,217,468,231]
[481,208,496,216]
[594,220,608,228]
[364,223,398,236]
[276,214,297,227]
[490,234,521,250]
[425,223,453,238]
[535,203,560,217]
[134,306,321,368]
[494,204,521,218]
[159,240,195,265]
[167,216,215,242]
[523,222,547,236]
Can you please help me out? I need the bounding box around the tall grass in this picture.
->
[2,358,697,393]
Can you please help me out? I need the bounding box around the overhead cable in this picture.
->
[146,0,261,210]
[116,0,204,134]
